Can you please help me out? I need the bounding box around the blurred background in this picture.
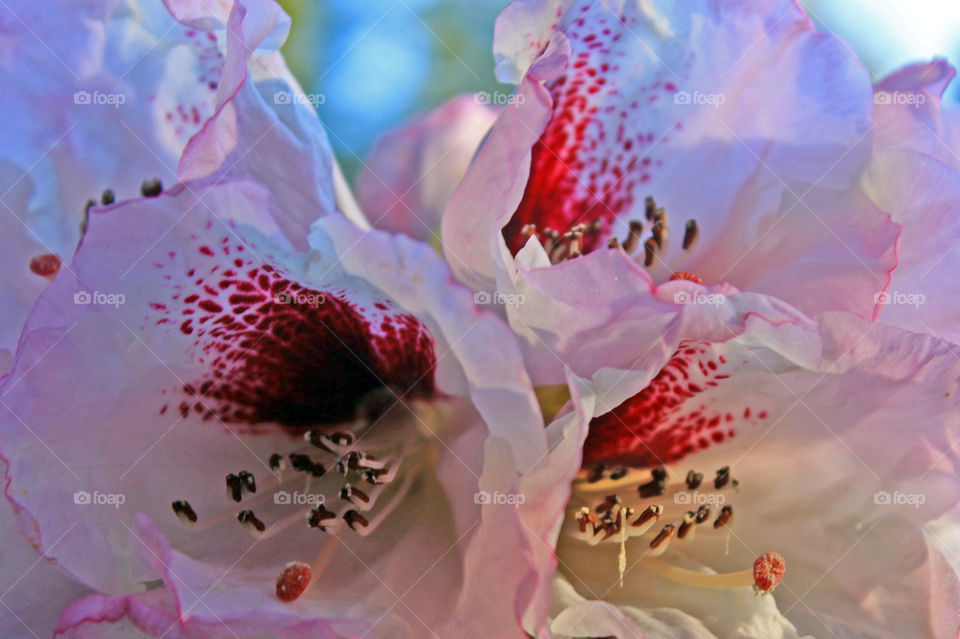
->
[275,0,960,179]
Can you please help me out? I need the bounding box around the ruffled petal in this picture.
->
[356,95,497,244]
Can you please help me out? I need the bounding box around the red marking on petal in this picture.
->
[29,254,61,280]
[753,552,786,592]
[276,561,311,602]
[154,244,436,429]
[583,341,760,468]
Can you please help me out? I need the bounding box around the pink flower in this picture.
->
[356,95,498,243]
[0,1,551,637]
[440,0,960,386]
[529,307,960,638]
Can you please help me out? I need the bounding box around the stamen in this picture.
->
[714,466,731,489]
[343,510,369,531]
[607,237,621,249]
[101,189,115,206]
[140,178,163,198]
[645,196,656,221]
[649,523,675,553]
[685,470,703,490]
[238,470,257,494]
[226,473,243,502]
[677,511,696,539]
[171,499,197,525]
[683,219,699,251]
[637,467,667,498]
[639,551,785,594]
[269,453,286,473]
[237,509,266,537]
[714,504,733,529]
[623,220,643,253]
[643,237,657,267]
[695,504,710,524]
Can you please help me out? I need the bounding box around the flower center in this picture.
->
[563,464,784,594]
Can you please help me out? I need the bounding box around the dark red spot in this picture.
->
[29,254,61,279]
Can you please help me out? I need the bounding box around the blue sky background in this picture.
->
[275,0,960,177]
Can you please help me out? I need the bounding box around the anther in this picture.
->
[677,511,697,539]
[269,453,286,473]
[140,178,163,197]
[290,453,325,477]
[343,510,369,531]
[645,196,656,221]
[307,503,336,530]
[623,220,643,253]
[226,473,243,502]
[695,505,710,524]
[649,523,676,550]
[576,507,597,534]
[596,494,620,514]
[276,561,312,602]
[520,223,537,243]
[587,464,606,483]
[171,499,197,525]
[362,468,388,484]
[607,237,621,250]
[683,219,699,251]
[638,467,667,498]
[714,466,732,490]
[632,504,662,528]
[237,509,266,535]
[643,237,657,267]
[714,505,733,529]
[101,189,115,206]
[238,470,256,494]
[669,271,704,284]
[685,470,703,490]
[609,467,628,480]
[340,484,370,505]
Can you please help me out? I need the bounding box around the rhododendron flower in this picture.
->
[441,0,960,386]
[356,94,498,244]
[529,308,960,638]
[0,1,552,637]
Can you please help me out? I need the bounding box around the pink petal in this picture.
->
[356,95,498,243]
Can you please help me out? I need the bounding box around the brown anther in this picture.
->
[362,468,388,485]
[609,467,628,480]
[520,223,537,243]
[695,504,710,524]
[669,271,704,284]
[576,507,598,534]
[101,189,115,205]
[171,499,197,524]
[632,504,662,527]
[276,561,311,602]
[269,453,285,473]
[340,484,369,504]
[643,237,658,267]
[638,467,668,498]
[683,219,699,251]
[685,470,703,490]
[596,494,621,514]
[650,523,676,549]
[623,219,644,253]
[677,511,697,539]
[651,220,667,250]
[225,473,243,502]
[29,254,61,280]
[306,504,336,529]
[343,510,369,530]
[238,470,256,494]
[714,466,732,490]
[237,509,265,533]
[714,505,733,529]
[587,464,606,483]
[607,237,621,249]
[140,178,163,197]
[645,196,656,221]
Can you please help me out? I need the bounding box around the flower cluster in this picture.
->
[1,1,959,638]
